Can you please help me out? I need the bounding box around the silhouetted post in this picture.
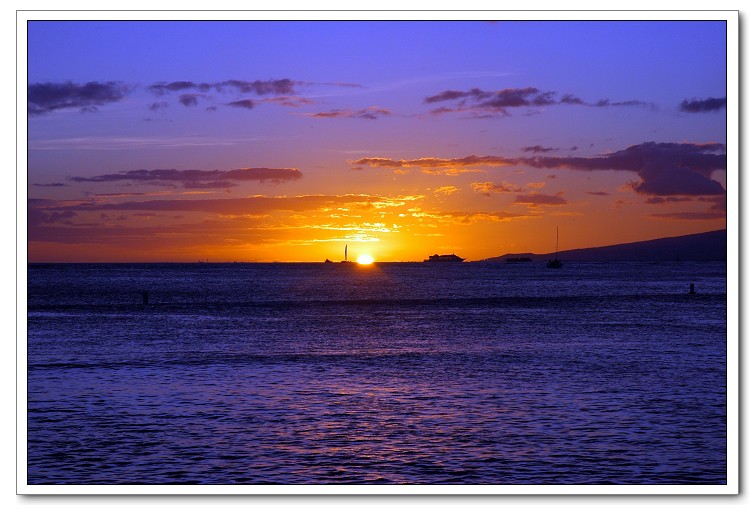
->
[142,291,149,304]
[689,283,695,294]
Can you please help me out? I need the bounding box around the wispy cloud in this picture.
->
[424,86,654,117]
[305,106,391,120]
[28,135,266,151]
[147,79,299,96]
[70,168,303,189]
[513,193,567,206]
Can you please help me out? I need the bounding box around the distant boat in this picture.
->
[324,258,333,263]
[547,227,563,269]
[341,244,352,263]
[424,253,465,263]
[506,257,532,264]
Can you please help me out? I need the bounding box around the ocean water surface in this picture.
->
[26,261,727,485]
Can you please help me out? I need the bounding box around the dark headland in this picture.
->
[484,229,726,262]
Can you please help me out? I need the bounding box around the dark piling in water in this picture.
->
[689,283,695,294]
[142,291,149,304]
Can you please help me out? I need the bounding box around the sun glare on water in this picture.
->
[356,254,375,265]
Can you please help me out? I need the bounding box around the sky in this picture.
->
[25,18,729,263]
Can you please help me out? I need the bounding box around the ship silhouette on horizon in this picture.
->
[424,253,465,263]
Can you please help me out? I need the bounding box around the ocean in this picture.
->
[25,261,728,485]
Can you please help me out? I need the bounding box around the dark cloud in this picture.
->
[522,145,559,153]
[28,81,130,115]
[147,81,200,95]
[148,101,169,111]
[32,182,67,187]
[179,94,200,107]
[560,94,587,105]
[70,168,303,189]
[649,193,725,220]
[227,99,255,110]
[679,97,726,113]
[424,86,654,116]
[356,141,726,198]
[221,79,296,95]
[586,191,610,196]
[520,142,726,196]
[148,79,298,97]
[513,193,567,206]
[306,107,391,120]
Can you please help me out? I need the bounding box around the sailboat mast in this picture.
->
[556,226,559,259]
[345,244,348,261]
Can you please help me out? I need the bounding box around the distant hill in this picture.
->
[484,229,726,262]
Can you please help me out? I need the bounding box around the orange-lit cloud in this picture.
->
[470,181,523,196]
[433,186,460,195]
[350,155,518,171]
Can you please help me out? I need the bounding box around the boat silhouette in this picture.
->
[424,253,465,263]
[547,227,563,269]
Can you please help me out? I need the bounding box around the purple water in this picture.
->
[26,262,727,484]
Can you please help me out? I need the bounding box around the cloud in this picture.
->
[679,97,726,113]
[263,96,315,107]
[650,211,725,220]
[148,79,299,96]
[520,142,726,196]
[648,193,725,220]
[513,193,567,206]
[522,145,559,153]
[70,168,303,189]
[148,101,169,111]
[32,194,417,218]
[28,81,130,115]
[305,107,391,120]
[440,210,531,223]
[433,186,460,195]
[354,142,725,197]
[645,196,694,204]
[424,86,654,116]
[227,99,255,110]
[470,181,523,196]
[179,94,200,107]
[350,155,517,171]
[32,182,67,187]
[586,191,610,196]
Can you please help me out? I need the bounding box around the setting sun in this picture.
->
[356,254,374,265]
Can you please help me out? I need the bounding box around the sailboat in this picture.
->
[546,227,563,269]
[341,244,351,263]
